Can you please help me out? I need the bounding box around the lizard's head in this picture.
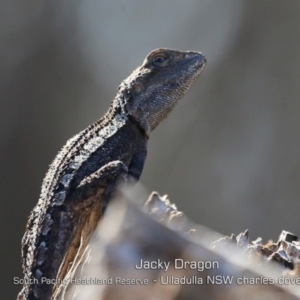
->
[118,48,206,136]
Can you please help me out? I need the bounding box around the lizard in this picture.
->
[17,48,206,300]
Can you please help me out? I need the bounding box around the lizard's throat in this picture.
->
[127,114,149,139]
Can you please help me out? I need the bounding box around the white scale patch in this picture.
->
[54,191,66,206]
[60,174,73,187]
[54,113,127,206]
[42,213,53,236]
[36,241,47,265]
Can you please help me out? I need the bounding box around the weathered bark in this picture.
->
[55,192,300,300]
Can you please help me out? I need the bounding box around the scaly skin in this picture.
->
[18,48,206,300]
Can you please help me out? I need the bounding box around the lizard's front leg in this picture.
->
[70,160,128,212]
[23,161,128,300]
[54,160,128,287]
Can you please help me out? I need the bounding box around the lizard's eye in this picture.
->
[153,54,166,66]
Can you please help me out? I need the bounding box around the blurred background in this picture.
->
[2,1,300,298]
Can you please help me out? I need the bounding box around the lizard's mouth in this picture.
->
[175,52,206,93]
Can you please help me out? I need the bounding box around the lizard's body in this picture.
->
[18,48,206,300]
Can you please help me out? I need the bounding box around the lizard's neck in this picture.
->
[127,114,149,139]
[109,92,149,139]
